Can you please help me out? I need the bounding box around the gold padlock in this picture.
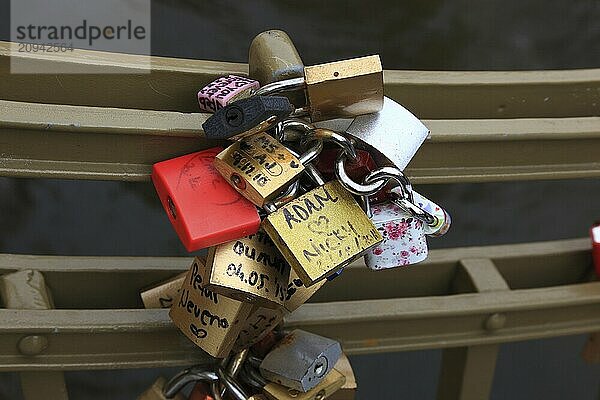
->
[262,180,382,286]
[256,54,383,123]
[329,354,357,400]
[233,305,287,351]
[137,376,186,400]
[203,229,291,308]
[214,132,305,207]
[169,257,253,358]
[263,368,346,400]
[304,55,383,122]
[140,272,186,309]
[284,269,326,313]
[248,30,306,107]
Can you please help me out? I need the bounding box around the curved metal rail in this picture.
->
[1,42,599,119]
[0,238,595,371]
[1,100,599,183]
[0,42,598,400]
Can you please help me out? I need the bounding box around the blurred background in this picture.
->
[0,0,599,398]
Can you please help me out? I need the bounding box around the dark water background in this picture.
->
[0,0,600,398]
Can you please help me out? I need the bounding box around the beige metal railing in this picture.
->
[0,42,598,400]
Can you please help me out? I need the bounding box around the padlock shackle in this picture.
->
[253,77,305,97]
[335,152,387,196]
[363,168,437,226]
[281,118,357,162]
[163,367,218,398]
[239,366,265,389]
[217,368,249,400]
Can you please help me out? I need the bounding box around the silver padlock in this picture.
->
[259,329,342,392]
[323,96,429,171]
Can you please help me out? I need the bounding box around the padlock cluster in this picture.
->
[140,329,352,400]
[143,30,450,400]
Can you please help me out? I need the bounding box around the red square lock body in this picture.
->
[152,148,260,252]
[592,222,600,277]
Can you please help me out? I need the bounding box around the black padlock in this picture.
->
[202,95,294,140]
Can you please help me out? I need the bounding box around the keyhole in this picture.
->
[231,173,246,190]
[314,361,326,377]
[225,107,244,127]
[333,71,339,77]
[167,197,176,219]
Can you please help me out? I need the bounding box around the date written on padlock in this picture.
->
[284,268,326,313]
[203,229,291,308]
[263,181,382,285]
[198,75,259,113]
[214,133,305,207]
[169,258,252,358]
[202,95,294,140]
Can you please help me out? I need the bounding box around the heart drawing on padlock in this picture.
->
[365,202,428,270]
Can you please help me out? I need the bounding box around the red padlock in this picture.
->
[152,148,261,252]
[189,382,215,400]
[591,221,600,277]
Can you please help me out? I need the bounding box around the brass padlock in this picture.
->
[233,305,287,351]
[329,354,357,400]
[169,257,253,358]
[137,376,186,400]
[284,268,326,313]
[262,180,382,286]
[214,132,306,207]
[140,272,186,309]
[203,229,291,308]
[255,55,383,122]
[248,30,306,107]
[262,368,346,400]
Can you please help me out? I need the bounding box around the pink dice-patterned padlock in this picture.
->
[197,75,259,112]
[412,191,451,236]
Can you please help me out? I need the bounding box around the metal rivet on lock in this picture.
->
[17,335,48,356]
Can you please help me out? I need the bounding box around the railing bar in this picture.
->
[457,259,510,293]
[0,270,69,400]
[436,344,500,400]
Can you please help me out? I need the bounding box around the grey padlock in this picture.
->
[317,96,429,170]
[259,329,342,392]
